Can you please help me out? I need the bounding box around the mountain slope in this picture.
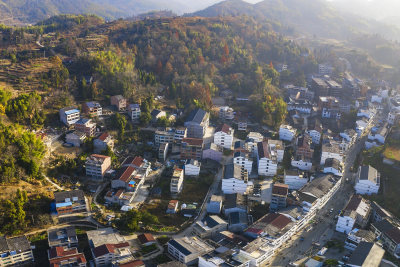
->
[191,0,400,41]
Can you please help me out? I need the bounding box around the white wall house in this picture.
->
[222,164,249,194]
[214,124,234,149]
[170,168,184,194]
[284,169,308,190]
[246,132,264,155]
[355,166,380,195]
[233,151,253,174]
[257,141,278,176]
[336,195,371,234]
[323,158,343,177]
[128,104,141,121]
[291,158,312,171]
[321,142,343,165]
[185,159,201,176]
[268,140,284,163]
[60,107,80,126]
[279,125,296,142]
[219,106,235,120]
[336,212,356,234]
[368,123,389,146]
[307,129,321,145]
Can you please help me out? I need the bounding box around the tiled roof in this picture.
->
[345,195,363,211]
[48,247,79,259]
[49,253,86,267]
[186,108,207,124]
[97,132,109,141]
[257,141,269,158]
[119,260,145,267]
[92,242,130,258]
[260,213,292,230]
[182,138,203,146]
[137,233,155,244]
[385,227,400,244]
[116,166,136,183]
[272,183,289,196]
[216,124,231,134]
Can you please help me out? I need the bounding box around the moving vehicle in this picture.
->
[317,247,328,256]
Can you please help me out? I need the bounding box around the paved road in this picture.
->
[269,118,378,266]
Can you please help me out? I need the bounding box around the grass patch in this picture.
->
[140,243,159,254]
[383,146,400,162]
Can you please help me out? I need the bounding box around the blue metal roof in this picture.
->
[65,109,79,115]
[168,239,191,256]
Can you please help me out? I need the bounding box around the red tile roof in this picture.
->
[182,138,203,146]
[257,141,270,158]
[345,195,363,211]
[119,260,145,267]
[272,183,289,196]
[49,247,79,259]
[49,253,86,267]
[117,166,136,183]
[168,200,179,209]
[93,242,130,258]
[260,213,291,230]
[132,156,144,168]
[137,233,155,244]
[217,124,231,134]
[98,132,110,141]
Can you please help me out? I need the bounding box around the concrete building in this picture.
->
[222,164,249,194]
[82,101,102,116]
[345,229,375,251]
[321,140,343,165]
[47,226,78,248]
[137,233,156,247]
[92,242,133,266]
[296,134,314,159]
[180,138,203,160]
[128,104,141,122]
[170,167,184,195]
[246,132,264,155]
[381,226,400,258]
[94,132,114,153]
[54,190,87,215]
[228,211,249,233]
[194,215,228,238]
[347,242,385,267]
[104,189,135,206]
[257,141,278,176]
[291,155,313,171]
[155,128,175,147]
[74,118,96,137]
[158,142,169,162]
[167,237,214,265]
[184,108,210,139]
[219,106,234,120]
[323,158,343,176]
[86,154,112,179]
[233,151,253,174]
[268,139,284,163]
[336,195,371,234]
[110,95,127,111]
[279,125,296,142]
[355,166,380,195]
[0,236,34,267]
[185,159,201,176]
[202,143,223,162]
[284,169,308,190]
[60,107,80,126]
[214,124,234,149]
[307,123,322,145]
[223,193,247,216]
[174,127,187,143]
[207,195,223,214]
[65,131,86,147]
[48,247,86,267]
[151,109,166,122]
[270,183,288,212]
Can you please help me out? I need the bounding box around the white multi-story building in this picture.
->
[344,229,375,251]
[279,125,296,142]
[355,165,380,195]
[307,129,322,145]
[323,158,343,176]
[367,123,389,146]
[86,154,112,179]
[284,169,308,190]
[155,128,175,147]
[170,167,184,194]
[185,159,201,176]
[319,63,333,75]
[168,237,214,265]
[268,139,284,162]
[219,106,234,120]
[128,104,141,121]
[246,132,264,155]
[291,156,313,171]
[222,164,249,194]
[321,141,343,165]
[257,141,278,176]
[388,112,398,125]
[174,127,187,143]
[233,151,253,174]
[92,242,133,266]
[60,107,80,126]
[214,124,234,149]
[336,195,371,234]
[340,129,358,147]
[0,236,34,267]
